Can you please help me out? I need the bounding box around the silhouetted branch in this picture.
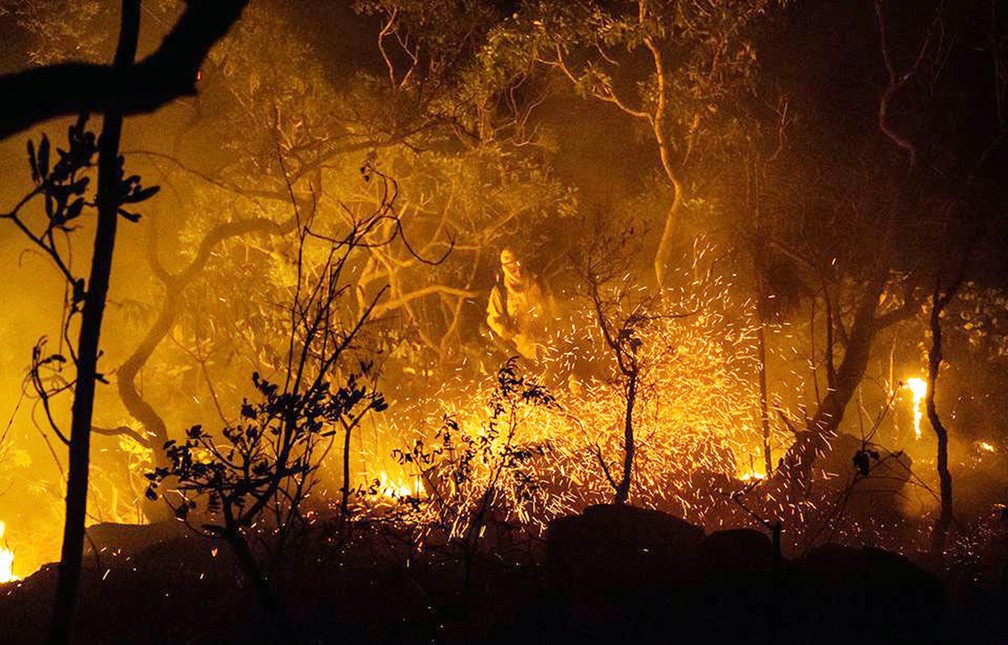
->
[0,0,250,140]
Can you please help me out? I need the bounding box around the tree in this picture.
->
[760,0,1006,511]
[483,0,781,288]
[145,165,405,629]
[570,221,652,504]
[0,1,252,639]
[6,7,152,637]
[103,1,570,491]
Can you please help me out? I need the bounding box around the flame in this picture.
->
[0,520,16,584]
[904,378,928,440]
[376,470,425,499]
[738,469,766,482]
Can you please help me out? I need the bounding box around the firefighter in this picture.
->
[486,247,556,361]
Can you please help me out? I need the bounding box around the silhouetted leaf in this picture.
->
[124,185,160,204]
[853,450,871,477]
[72,279,86,304]
[27,140,38,183]
[69,177,89,195]
[38,135,50,177]
[66,198,85,222]
[118,208,141,222]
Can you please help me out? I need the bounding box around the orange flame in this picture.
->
[0,520,16,583]
[904,378,927,440]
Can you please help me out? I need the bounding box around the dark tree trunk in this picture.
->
[224,529,285,632]
[614,372,637,505]
[757,323,773,476]
[50,3,140,642]
[927,286,955,557]
[340,422,353,519]
[776,278,884,495]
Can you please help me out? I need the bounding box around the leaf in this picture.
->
[72,279,86,304]
[74,112,89,139]
[69,177,90,195]
[240,402,256,419]
[38,135,50,177]
[118,208,142,223]
[66,198,85,222]
[852,450,870,477]
[126,185,160,204]
[27,140,38,184]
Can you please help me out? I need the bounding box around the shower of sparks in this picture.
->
[346,250,793,541]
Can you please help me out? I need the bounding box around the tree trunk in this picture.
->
[50,3,140,642]
[653,175,682,290]
[340,422,353,519]
[614,371,637,505]
[757,323,773,476]
[775,278,883,495]
[116,300,174,469]
[224,530,286,634]
[927,289,954,558]
[116,293,176,522]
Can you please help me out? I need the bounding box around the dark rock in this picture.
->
[547,504,704,592]
[83,520,189,559]
[701,527,774,575]
[788,543,950,642]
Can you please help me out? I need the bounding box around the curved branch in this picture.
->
[0,0,250,140]
[92,424,151,448]
[371,284,479,318]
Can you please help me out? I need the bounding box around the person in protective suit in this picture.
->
[485,247,557,362]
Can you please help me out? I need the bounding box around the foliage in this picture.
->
[149,367,385,528]
[144,164,422,622]
[4,112,158,453]
[391,358,559,546]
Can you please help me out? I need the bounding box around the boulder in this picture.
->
[789,543,949,641]
[83,520,189,560]
[701,527,775,576]
[547,504,704,592]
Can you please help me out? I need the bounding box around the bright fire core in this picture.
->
[905,378,928,440]
[0,520,15,583]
